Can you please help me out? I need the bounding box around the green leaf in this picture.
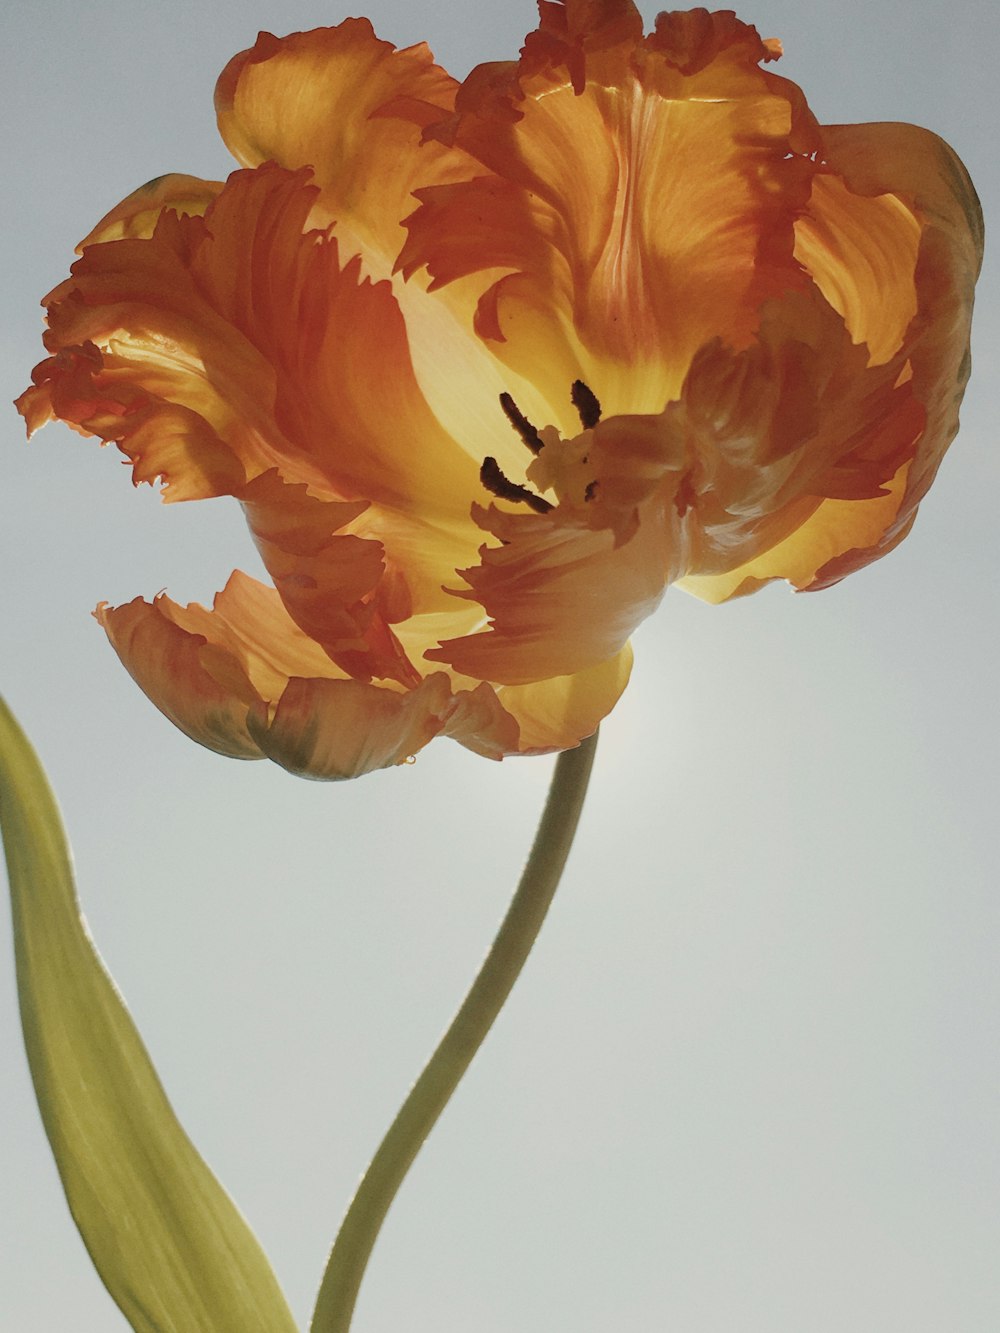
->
[0,696,299,1333]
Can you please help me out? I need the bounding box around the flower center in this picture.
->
[479,380,603,514]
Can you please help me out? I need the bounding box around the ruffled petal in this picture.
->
[193,167,490,615]
[239,470,419,685]
[405,6,815,418]
[173,166,485,612]
[96,571,540,774]
[680,120,982,601]
[17,164,485,642]
[78,174,224,249]
[246,673,455,780]
[794,174,921,367]
[214,20,552,487]
[432,273,929,677]
[15,340,249,503]
[437,681,521,759]
[95,592,265,761]
[215,20,465,272]
[495,645,634,753]
[817,122,982,519]
[427,499,670,685]
[166,570,353,694]
[670,289,925,530]
[20,165,480,512]
[676,463,913,603]
[16,205,282,500]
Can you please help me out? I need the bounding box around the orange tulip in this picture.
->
[17,3,981,778]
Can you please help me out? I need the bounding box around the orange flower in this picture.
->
[17,3,981,778]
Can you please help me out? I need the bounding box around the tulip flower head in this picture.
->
[17,2,981,778]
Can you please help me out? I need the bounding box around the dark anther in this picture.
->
[571,379,602,430]
[499,392,545,455]
[481,457,554,514]
[584,480,599,502]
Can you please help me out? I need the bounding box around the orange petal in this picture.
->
[246,673,454,780]
[213,24,540,484]
[78,174,224,250]
[676,462,913,602]
[16,339,248,502]
[174,165,483,608]
[409,7,816,416]
[427,500,670,686]
[96,572,531,775]
[671,288,925,525]
[171,570,354,697]
[495,644,634,754]
[95,594,265,761]
[215,20,464,272]
[680,121,982,601]
[439,681,521,760]
[817,122,982,516]
[794,174,921,366]
[18,208,278,500]
[239,470,419,685]
[19,164,484,632]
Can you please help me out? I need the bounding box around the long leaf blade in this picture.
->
[0,696,299,1333]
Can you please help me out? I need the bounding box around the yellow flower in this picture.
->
[17,3,981,778]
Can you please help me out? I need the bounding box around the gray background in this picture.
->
[2,1,997,1329]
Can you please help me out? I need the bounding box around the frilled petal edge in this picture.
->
[246,674,454,779]
[94,570,628,775]
[680,119,982,602]
[95,590,264,761]
[215,19,463,270]
[94,573,466,778]
[494,645,634,754]
[78,174,225,249]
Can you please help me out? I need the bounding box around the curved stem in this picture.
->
[310,731,599,1333]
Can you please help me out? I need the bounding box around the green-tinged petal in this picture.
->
[0,696,298,1333]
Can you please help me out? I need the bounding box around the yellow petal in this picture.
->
[95,594,265,760]
[239,470,418,685]
[427,501,669,686]
[677,462,913,603]
[681,120,982,601]
[794,174,921,366]
[78,174,224,249]
[438,681,521,760]
[496,645,634,754]
[215,20,463,271]
[408,7,816,418]
[246,673,454,780]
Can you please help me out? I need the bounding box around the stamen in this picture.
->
[499,392,545,455]
[571,379,602,430]
[480,457,554,514]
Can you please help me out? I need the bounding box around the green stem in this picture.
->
[310,731,599,1333]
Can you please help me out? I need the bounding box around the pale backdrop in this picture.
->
[2,1,998,1329]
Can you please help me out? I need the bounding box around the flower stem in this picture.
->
[310,731,599,1333]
